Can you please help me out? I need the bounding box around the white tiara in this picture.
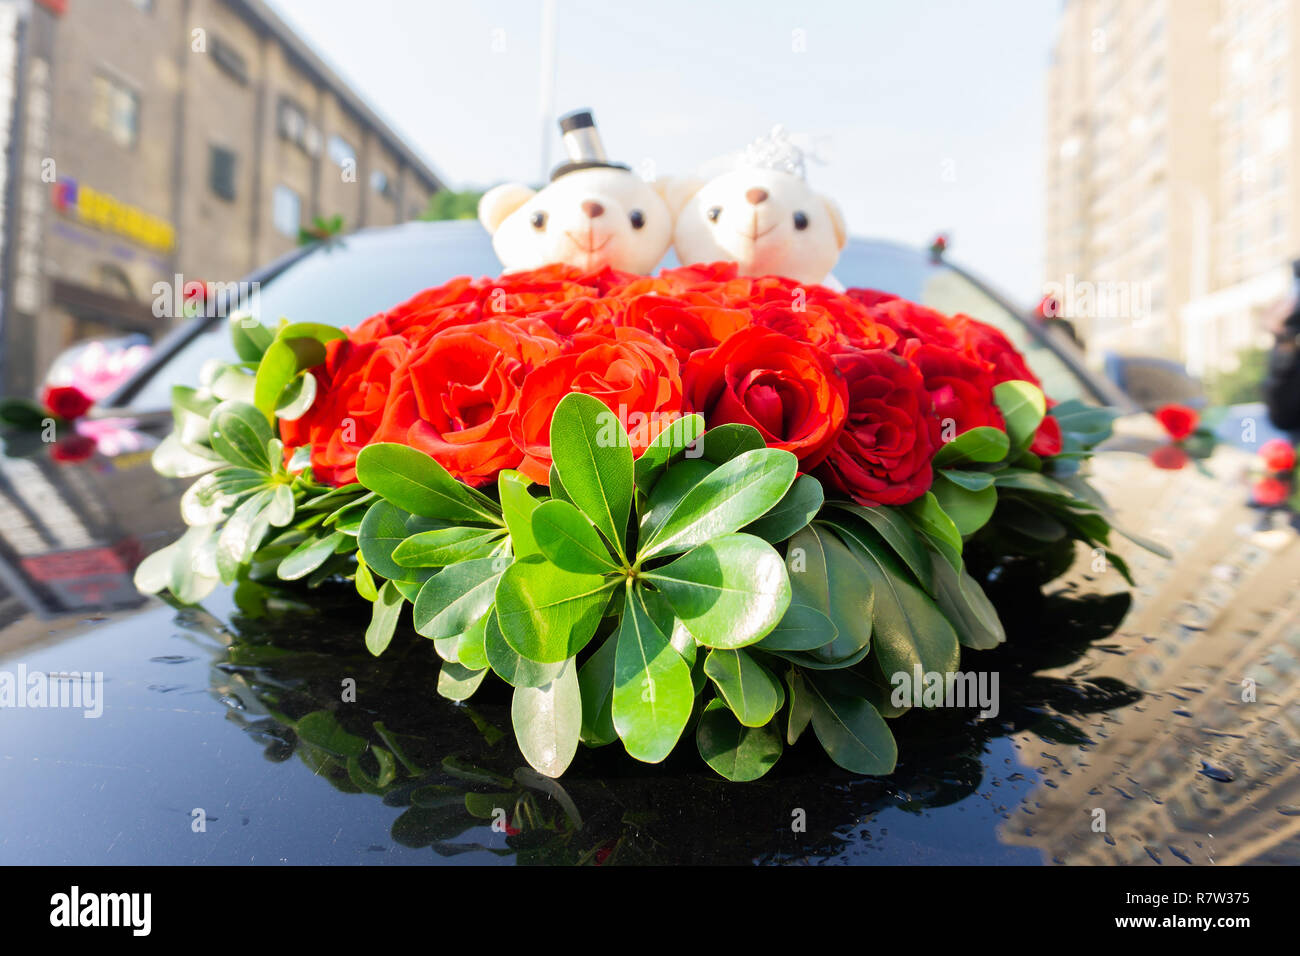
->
[741,125,807,179]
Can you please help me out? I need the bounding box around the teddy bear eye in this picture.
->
[793,211,809,230]
[707,206,722,223]
[530,211,548,230]
[629,209,645,230]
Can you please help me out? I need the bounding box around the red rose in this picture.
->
[1258,438,1296,473]
[1252,477,1289,506]
[683,327,848,469]
[50,431,96,462]
[817,349,939,506]
[901,341,1003,438]
[375,320,559,486]
[949,315,1042,386]
[862,299,965,352]
[622,294,750,362]
[43,385,94,421]
[1154,404,1198,442]
[512,327,683,482]
[1029,414,1063,457]
[280,334,412,485]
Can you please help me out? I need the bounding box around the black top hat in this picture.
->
[551,109,630,180]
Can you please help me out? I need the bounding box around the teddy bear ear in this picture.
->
[651,176,704,218]
[478,183,536,235]
[822,196,847,250]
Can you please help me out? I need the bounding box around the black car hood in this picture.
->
[1,415,1297,865]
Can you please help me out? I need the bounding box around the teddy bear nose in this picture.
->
[581,200,605,218]
[745,188,769,205]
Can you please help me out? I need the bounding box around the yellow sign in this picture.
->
[53,178,175,252]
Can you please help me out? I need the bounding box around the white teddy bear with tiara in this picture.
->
[665,126,847,286]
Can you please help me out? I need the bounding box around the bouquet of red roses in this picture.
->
[138,262,1135,780]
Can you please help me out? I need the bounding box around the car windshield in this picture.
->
[125,223,1093,410]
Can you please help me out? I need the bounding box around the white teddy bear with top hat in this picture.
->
[666,126,847,286]
[478,110,675,275]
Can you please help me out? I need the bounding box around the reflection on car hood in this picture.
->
[0,416,1296,865]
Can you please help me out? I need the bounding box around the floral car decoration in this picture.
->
[137,261,1153,781]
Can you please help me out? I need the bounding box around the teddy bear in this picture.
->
[478,110,674,275]
[666,127,847,286]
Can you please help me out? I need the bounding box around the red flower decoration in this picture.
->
[1259,438,1297,473]
[50,431,96,463]
[1252,477,1289,507]
[1154,404,1198,442]
[42,385,94,421]
[1150,444,1190,470]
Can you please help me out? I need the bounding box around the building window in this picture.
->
[128,0,154,11]
[278,97,307,144]
[211,36,248,84]
[273,185,301,237]
[327,134,355,169]
[209,146,237,201]
[92,74,139,148]
[370,169,391,199]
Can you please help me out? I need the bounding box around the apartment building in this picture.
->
[0,0,444,397]
[1045,0,1300,376]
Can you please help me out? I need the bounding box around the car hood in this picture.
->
[0,415,1296,865]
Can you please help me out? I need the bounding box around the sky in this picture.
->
[263,0,1060,306]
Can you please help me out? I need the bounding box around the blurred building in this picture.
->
[1045,0,1300,376]
[0,0,444,398]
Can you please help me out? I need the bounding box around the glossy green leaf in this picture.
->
[275,371,317,421]
[837,503,934,593]
[806,681,897,775]
[612,587,694,763]
[939,468,995,491]
[639,457,715,541]
[930,473,997,537]
[531,499,620,573]
[640,448,798,560]
[229,315,273,362]
[278,530,346,580]
[645,533,790,649]
[355,443,500,524]
[366,580,404,656]
[993,380,1046,452]
[696,700,782,782]
[357,500,421,581]
[511,658,582,778]
[208,401,273,472]
[498,470,542,557]
[928,551,1005,650]
[392,526,504,568]
[786,669,813,745]
[577,633,619,746]
[904,491,963,571]
[549,392,633,559]
[495,555,617,663]
[484,609,566,688]
[633,413,705,489]
[784,525,873,665]
[932,425,1010,467]
[354,552,378,601]
[438,662,488,701]
[216,489,273,581]
[457,611,491,671]
[703,648,783,727]
[755,602,838,652]
[697,422,766,464]
[742,473,823,544]
[412,558,502,640]
[252,340,299,423]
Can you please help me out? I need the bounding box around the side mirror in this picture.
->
[1103,353,1205,412]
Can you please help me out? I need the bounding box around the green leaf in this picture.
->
[697,423,766,464]
[547,464,573,504]
[484,610,566,688]
[278,530,346,580]
[633,413,705,489]
[358,500,423,582]
[577,634,619,746]
[784,525,873,665]
[208,401,273,472]
[266,483,295,526]
[252,340,298,423]
[495,555,617,663]
[229,315,273,362]
[786,669,813,745]
[612,586,694,763]
[640,448,797,560]
[930,473,997,537]
[438,663,488,702]
[548,393,634,561]
[830,520,961,682]
[644,533,790,649]
[703,648,783,727]
[275,371,317,420]
[742,473,823,543]
[756,603,838,652]
[531,499,620,573]
[354,552,378,601]
[806,681,897,775]
[639,457,715,541]
[904,491,963,571]
[837,503,934,593]
[457,611,491,671]
[412,558,502,640]
[216,489,273,580]
[932,426,1010,467]
[392,526,504,568]
[498,470,542,557]
[356,443,501,524]
[939,468,995,491]
[696,700,782,782]
[511,658,581,777]
[929,552,1005,650]
[993,380,1046,453]
[366,580,404,656]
